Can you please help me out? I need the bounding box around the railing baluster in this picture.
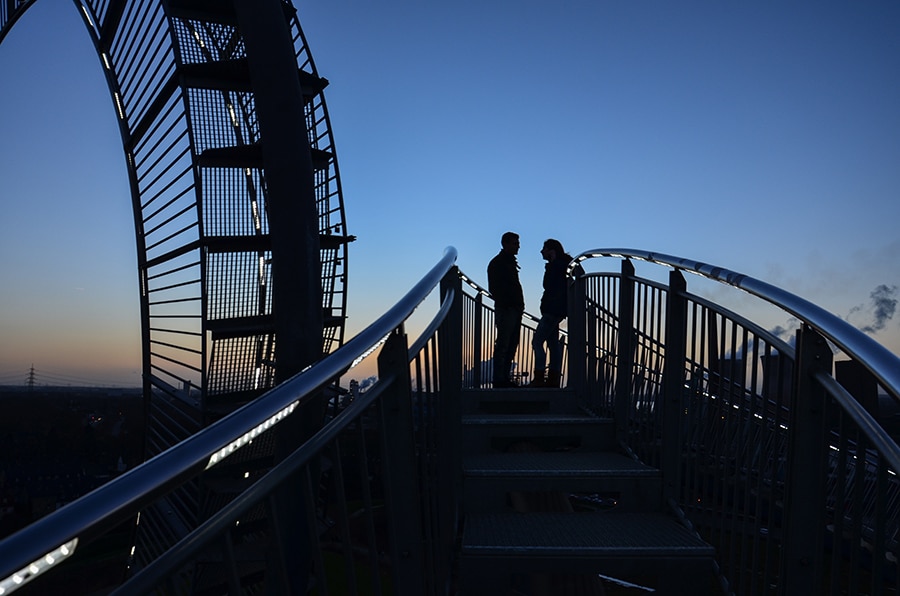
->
[221,528,242,595]
[303,464,329,596]
[354,417,384,596]
[873,459,888,596]
[473,291,483,388]
[265,492,291,594]
[329,441,360,596]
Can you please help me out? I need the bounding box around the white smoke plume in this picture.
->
[848,284,898,335]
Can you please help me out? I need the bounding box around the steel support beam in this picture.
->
[231,3,323,592]
[782,323,831,595]
[661,269,687,504]
[615,259,636,445]
[233,0,322,381]
[378,329,427,595]
[568,269,587,398]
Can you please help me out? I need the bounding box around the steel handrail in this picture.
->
[458,270,559,331]
[573,248,900,400]
[0,246,459,593]
[112,368,403,594]
[814,369,900,473]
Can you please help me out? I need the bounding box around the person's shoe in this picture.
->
[526,370,546,388]
[546,370,561,388]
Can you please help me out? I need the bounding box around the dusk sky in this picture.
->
[1,1,898,387]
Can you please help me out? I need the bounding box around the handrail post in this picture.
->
[437,267,463,592]
[377,328,426,596]
[661,269,687,505]
[781,323,830,595]
[586,303,598,406]
[615,260,636,445]
[473,291,483,388]
[568,270,587,398]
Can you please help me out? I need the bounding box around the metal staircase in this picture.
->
[458,386,716,594]
[1,251,899,595]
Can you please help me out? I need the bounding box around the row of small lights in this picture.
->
[0,540,78,595]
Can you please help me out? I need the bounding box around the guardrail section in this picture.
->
[568,249,900,595]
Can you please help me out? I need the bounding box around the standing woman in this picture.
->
[529,238,580,387]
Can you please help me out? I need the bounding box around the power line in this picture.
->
[0,366,140,388]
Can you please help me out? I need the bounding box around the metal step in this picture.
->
[463,451,662,513]
[460,511,716,594]
[463,387,582,415]
[179,59,328,100]
[462,413,615,454]
[197,142,332,171]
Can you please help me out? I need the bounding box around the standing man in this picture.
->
[530,238,581,387]
[488,232,525,388]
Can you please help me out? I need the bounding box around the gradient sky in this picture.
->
[1,1,899,386]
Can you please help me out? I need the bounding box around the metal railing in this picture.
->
[567,249,900,595]
[3,246,899,595]
[0,248,460,596]
[457,272,568,388]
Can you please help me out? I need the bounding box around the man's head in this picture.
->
[501,232,520,255]
[541,238,564,261]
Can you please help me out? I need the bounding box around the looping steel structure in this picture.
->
[1,0,350,431]
[1,0,351,585]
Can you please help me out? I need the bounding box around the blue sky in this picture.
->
[1,1,899,386]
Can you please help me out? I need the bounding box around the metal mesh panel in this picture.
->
[201,168,268,237]
[206,251,271,321]
[171,19,245,64]
[207,335,275,396]
[187,88,259,152]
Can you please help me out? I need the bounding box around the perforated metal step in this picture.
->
[462,412,616,454]
[464,451,656,478]
[459,511,716,595]
[463,511,713,557]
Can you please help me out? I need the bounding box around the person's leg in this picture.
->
[493,335,510,386]
[531,316,549,379]
[504,311,522,383]
[493,308,518,385]
[542,315,563,387]
[547,315,563,373]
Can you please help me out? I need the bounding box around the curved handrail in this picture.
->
[458,270,559,332]
[458,271,539,325]
[0,246,459,593]
[572,248,900,400]
[814,369,900,474]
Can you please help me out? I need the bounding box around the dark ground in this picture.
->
[0,387,145,595]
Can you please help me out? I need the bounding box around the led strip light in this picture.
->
[0,539,78,595]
